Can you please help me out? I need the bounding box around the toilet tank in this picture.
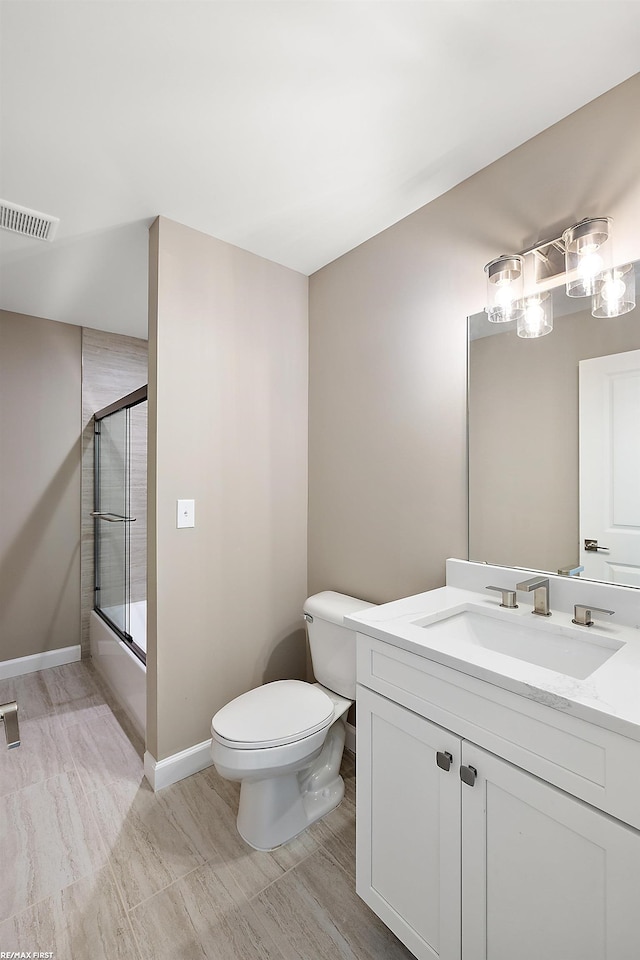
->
[303,591,376,700]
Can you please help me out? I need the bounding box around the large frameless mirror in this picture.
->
[468,261,640,588]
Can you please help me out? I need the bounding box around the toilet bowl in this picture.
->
[210,591,375,850]
[211,679,351,849]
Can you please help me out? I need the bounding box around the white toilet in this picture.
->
[210,591,375,850]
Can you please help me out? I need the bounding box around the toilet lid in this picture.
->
[211,680,334,749]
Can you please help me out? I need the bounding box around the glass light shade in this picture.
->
[592,263,636,318]
[562,217,612,298]
[484,255,524,322]
[517,292,553,339]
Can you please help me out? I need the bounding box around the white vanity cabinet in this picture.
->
[356,634,640,960]
[357,685,462,960]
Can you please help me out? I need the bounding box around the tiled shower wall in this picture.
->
[81,328,148,657]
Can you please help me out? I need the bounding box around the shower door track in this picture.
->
[94,384,147,422]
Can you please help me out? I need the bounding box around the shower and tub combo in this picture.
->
[89,385,147,737]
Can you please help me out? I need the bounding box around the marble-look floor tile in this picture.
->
[320,812,356,882]
[155,767,238,862]
[0,671,56,724]
[252,846,413,960]
[130,859,282,960]
[0,660,113,737]
[307,797,356,883]
[183,770,290,900]
[0,866,140,960]
[204,761,241,811]
[0,676,15,708]
[268,820,323,874]
[42,661,112,729]
[64,710,144,794]
[184,767,324,880]
[0,716,75,798]
[197,759,354,886]
[112,703,146,755]
[87,778,206,910]
[197,810,286,900]
[0,771,105,923]
[1,661,377,960]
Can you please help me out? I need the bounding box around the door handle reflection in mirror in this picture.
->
[584,539,609,552]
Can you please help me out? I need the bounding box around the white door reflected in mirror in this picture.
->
[579,349,640,586]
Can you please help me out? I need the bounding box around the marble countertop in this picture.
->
[347,585,640,742]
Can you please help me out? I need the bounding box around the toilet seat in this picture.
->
[211,679,334,750]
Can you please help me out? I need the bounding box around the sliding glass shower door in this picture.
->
[93,386,147,663]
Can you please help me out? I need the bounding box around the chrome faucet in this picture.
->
[0,701,20,749]
[516,576,551,617]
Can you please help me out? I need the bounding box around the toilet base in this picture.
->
[236,718,347,850]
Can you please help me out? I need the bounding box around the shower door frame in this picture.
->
[93,385,147,664]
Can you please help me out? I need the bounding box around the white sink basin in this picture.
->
[413,609,623,680]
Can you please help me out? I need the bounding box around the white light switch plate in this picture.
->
[177,499,195,528]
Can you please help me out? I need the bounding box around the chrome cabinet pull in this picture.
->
[436,751,453,772]
[460,765,477,787]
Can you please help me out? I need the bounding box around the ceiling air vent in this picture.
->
[0,199,59,241]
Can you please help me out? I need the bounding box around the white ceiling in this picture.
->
[1,1,639,340]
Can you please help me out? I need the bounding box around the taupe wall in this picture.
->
[80,329,148,657]
[0,310,81,661]
[148,217,309,760]
[469,306,640,572]
[308,74,640,603]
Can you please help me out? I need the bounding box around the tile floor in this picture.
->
[0,661,413,959]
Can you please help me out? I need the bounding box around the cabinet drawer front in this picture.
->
[357,634,640,829]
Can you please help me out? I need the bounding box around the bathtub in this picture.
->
[90,602,146,738]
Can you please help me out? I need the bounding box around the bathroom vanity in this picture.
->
[347,560,640,960]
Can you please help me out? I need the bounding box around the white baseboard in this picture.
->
[345,720,356,755]
[144,739,213,792]
[0,645,81,681]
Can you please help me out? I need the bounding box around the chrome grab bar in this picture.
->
[90,512,136,522]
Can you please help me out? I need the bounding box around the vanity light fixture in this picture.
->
[484,216,633,338]
[591,262,636,318]
[484,255,524,323]
[518,292,553,339]
[562,217,612,298]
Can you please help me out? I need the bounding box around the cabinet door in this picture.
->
[356,685,462,960]
[462,742,640,960]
